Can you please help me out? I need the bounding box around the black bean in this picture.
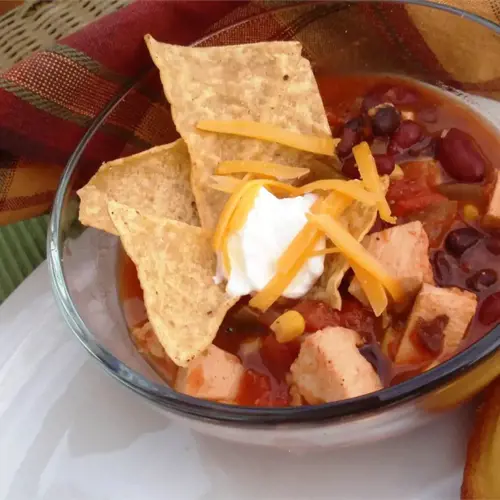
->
[466,269,498,292]
[341,157,360,179]
[432,250,454,285]
[370,105,401,137]
[336,117,364,158]
[444,228,482,257]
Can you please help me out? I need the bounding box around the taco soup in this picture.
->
[78,37,500,408]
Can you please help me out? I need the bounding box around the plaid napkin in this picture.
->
[0,0,499,299]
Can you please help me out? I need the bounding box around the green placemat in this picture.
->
[0,215,49,303]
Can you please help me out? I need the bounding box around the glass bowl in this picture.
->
[48,1,500,449]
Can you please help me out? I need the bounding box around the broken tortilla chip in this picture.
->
[108,200,237,366]
[145,36,338,231]
[308,176,390,310]
[77,140,199,235]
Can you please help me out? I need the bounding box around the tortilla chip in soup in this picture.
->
[309,176,390,310]
[108,200,237,366]
[77,139,199,235]
[145,36,337,230]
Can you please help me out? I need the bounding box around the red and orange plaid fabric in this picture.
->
[0,0,499,225]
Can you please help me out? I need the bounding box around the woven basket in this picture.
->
[0,0,130,71]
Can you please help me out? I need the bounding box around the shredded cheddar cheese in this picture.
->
[210,177,299,196]
[250,193,351,312]
[209,175,245,193]
[310,247,341,257]
[211,176,374,207]
[217,160,310,180]
[213,180,259,251]
[221,239,231,275]
[349,260,388,317]
[197,119,339,156]
[228,183,262,234]
[353,142,396,224]
[249,199,324,311]
[213,178,301,253]
[249,232,320,312]
[306,213,404,302]
[297,179,377,205]
[274,199,323,275]
[212,137,397,317]
[321,191,352,216]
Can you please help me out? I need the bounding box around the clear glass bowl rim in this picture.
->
[48,0,500,425]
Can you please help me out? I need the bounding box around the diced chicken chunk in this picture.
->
[395,284,477,365]
[484,172,500,228]
[175,345,244,402]
[290,327,382,404]
[349,221,434,305]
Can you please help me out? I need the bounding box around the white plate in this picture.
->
[0,263,472,500]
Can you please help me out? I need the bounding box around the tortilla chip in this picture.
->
[78,140,199,235]
[108,200,237,366]
[309,177,390,310]
[145,36,338,230]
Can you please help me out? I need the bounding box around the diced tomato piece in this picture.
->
[391,192,447,217]
[293,298,377,339]
[236,369,289,407]
[387,161,447,217]
[237,370,272,406]
[293,299,341,332]
[386,160,459,244]
[260,335,300,381]
[338,297,378,339]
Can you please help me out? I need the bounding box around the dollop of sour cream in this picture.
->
[215,187,326,298]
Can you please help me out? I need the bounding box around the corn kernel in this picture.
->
[464,204,480,222]
[270,310,305,343]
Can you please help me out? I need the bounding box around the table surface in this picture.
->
[0,260,473,500]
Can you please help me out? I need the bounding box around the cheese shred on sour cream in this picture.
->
[214,187,326,298]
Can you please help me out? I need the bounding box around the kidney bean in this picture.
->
[432,250,454,285]
[478,292,500,326]
[370,105,401,137]
[342,157,360,179]
[486,238,500,256]
[387,120,423,155]
[466,269,498,292]
[336,117,364,158]
[437,128,486,182]
[444,227,482,257]
[342,154,394,179]
[374,154,395,175]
